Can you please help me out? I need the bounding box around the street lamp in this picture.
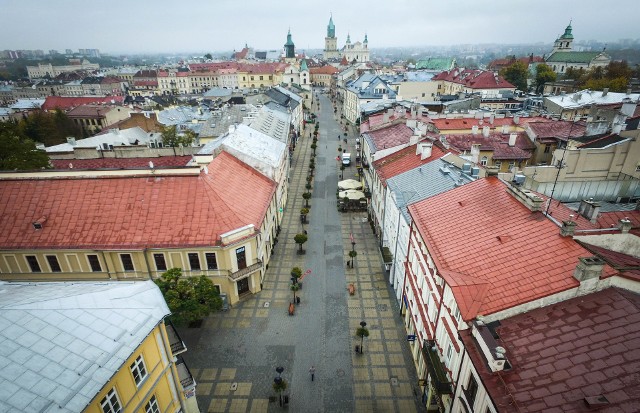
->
[357,321,368,354]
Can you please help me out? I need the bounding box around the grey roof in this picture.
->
[403,71,435,82]
[264,87,300,111]
[247,105,291,144]
[346,73,397,100]
[9,99,45,110]
[157,106,212,126]
[386,158,474,222]
[203,87,233,98]
[199,104,250,138]
[0,280,169,413]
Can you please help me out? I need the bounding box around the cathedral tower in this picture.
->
[284,29,296,60]
[323,15,339,60]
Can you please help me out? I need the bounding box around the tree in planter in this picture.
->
[348,250,358,268]
[300,207,309,224]
[154,268,222,326]
[356,323,370,354]
[290,266,302,303]
[338,145,342,153]
[306,175,313,184]
[302,192,312,207]
[310,143,317,156]
[272,378,287,406]
[305,183,312,191]
[294,233,308,253]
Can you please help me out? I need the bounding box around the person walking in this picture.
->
[309,365,316,381]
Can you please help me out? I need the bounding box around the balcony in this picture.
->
[176,357,196,390]
[227,260,262,281]
[422,340,453,395]
[165,319,187,356]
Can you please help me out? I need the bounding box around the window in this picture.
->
[236,246,247,269]
[153,254,167,271]
[46,255,61,272]
[130,354,148,386]
[100,388,121,413]
[446,343,453,361]
[26,256,41,272]
[544,144,551,153]
[88,255,102,272]
[120,254,134,271]
[480,156,488,166]
[466,374,479,407]
[145,395,160,413]
[508,161,515,170]
[205,253,218,270]
[188,253,201,270]
[494,161,501,169]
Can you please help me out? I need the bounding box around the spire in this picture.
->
[300,59,308,71]
[327,14,335,38]
[364,33,368,43]
[346,33,351,44]
[561,20,574,39]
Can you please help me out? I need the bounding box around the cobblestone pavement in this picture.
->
[178,92,425,412]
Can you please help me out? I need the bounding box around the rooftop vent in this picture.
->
[462,163,472,173]
[439,165,450,174]
[32,216,47,230]
[471,166,480,177]
[584,395,609,407]
[513,174,525,186]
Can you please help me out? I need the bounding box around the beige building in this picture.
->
[26,60,100,79]
[0,160,279,306]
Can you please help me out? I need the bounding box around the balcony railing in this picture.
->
[227,260,262,281]
[165,319,187,356]
[423,340,453,395]
[176,357,196,390]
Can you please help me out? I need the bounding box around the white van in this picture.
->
[342,153,351,166]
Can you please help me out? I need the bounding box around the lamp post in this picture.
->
[358,320,368,354]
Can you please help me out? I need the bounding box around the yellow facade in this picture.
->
[85,322,197,413]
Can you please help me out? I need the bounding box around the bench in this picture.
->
[288,302,295,315]
[348,283,355,296]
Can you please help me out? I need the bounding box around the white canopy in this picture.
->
[338,179,363,190]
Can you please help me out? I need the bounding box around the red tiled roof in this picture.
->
[373,143,446,185]
[364,123,415,152]
[133,70,158,78]
[233,47,249,60]
[487,55,545,70]
[432,69,515,90]
[50,156,192,170]
[577,243,640,282]
[433,116,546,131]
[461,287,640,412]
[444,132,535,160]
[42,96,125,111]
[408,178,613,320]
[310,65,339,75]
[0,151,276,250]
[66,104,116,118]
[360,111,432,133]
[527,120,587,140]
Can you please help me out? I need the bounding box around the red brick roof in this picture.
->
[432,69,515,90]
[408,178,613,320]
[578,243,640,281]
[527,120,587,141]
[42,96,125,111]
[461,287,640,412]
[487,55,545,70]
[65,105,116,118]
[50,156,192,170]
[444,132,535,160]
[0,151,276,250]
[433,116,546,131]
[310,65,339,75]
[373,143,446,185]
[364,123,416,152]
[360,111,432,133]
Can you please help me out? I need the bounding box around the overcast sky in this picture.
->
[1,0,638,54]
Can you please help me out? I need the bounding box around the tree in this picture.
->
[154,268,222,326]
[290,266,302,303]
[499,60,529,92]
[272,378,287,406]
[356,325,369,353]
[294,233,308,253]
[204,53,213,60]
[300,207,309,223]
[535,64,557,94]
[302,192,311,207]
[348,250,358,268]
[310,143,317,156]
[17,109,81,147]
[0,128,50,170]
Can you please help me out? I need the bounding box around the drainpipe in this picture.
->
[143,248,153,280]
[100,250,113,280]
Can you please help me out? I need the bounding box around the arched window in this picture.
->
[481,156,488,166]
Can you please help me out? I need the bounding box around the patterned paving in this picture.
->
[178,91,424,412]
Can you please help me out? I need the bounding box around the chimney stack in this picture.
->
[472,125,479,135]
[618,217,632,233]
[560,219,577,237]
[482,126,490,137]
[602,88,609,97]
[508,133,517,147]
[419,142,433,160]
[578,199,601,223]
[573,257,605,282]
[383,110,390,124]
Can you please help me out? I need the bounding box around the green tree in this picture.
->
[356,325,369,353]
[348,250,358,268]
[300,207,309,223]
[499,60,529,92]
[154,268,222,326]
[0,127,50,170]
[535,64,557,94]
[302,192,311,207]
[17,109,80,147]
[204,53,213,60]
[290,266,302,302]
[294,233,308,253]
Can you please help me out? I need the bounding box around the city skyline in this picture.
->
[1,0,639,55]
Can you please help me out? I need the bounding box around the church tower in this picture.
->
[552,22,574,52]
[284,29,296,62]
[324,15,339,59]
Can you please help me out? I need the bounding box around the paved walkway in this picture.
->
[179,91,424,413]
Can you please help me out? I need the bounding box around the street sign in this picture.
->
[407,334,416,342]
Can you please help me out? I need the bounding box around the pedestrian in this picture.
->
[309,365,316,381]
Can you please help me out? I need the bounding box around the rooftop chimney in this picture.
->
[560,219,577,237]
[602,88,609,97]
[383,110,390,124]
[66,137,76,146]
[577,199,601,223]
[573,256,604,282]
[506,185,544,211]
[470,143,481,163]
[501,125,509,134]
[482,126,490,137]
[508,133,517,147]
[472,125,479,135]
[418,142,433,160]
[471,321,508,372]
[32,216,47,230]
[618,217,632,233]
[513,115,520,125]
